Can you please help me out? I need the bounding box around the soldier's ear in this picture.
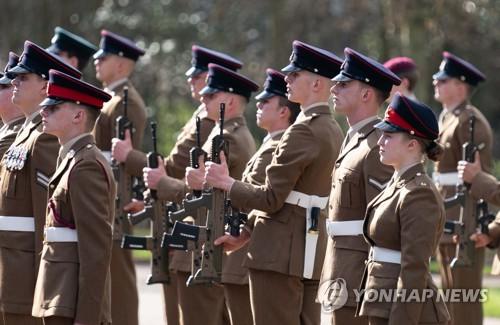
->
[73,109,85,124]
[39,80,48,97]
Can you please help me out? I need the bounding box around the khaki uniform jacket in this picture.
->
[435,102,493,243]
[468,171,500,275]
[359,164,450,324]
[223,131,284,285]
[92,80,146,236]
[319,120,393,307]
[230,105,343,279]
[32,134,115,325]
[169,116,256,273]
[0,117,25,158]
[125,106,214,179]
[0,114,59,314]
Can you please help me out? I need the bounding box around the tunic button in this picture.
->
[50,184,55,189]
[335,163,340,168]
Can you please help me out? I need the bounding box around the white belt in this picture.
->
[285,190,328,209]
[45,227,78,242]
[369,246,401,264]
[0,216,35,232]
[285,191,328,279]
[102,151,113,165]
[432,172,461,186]
[326,220,364,237]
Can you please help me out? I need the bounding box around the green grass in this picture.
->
[484,288,500,318]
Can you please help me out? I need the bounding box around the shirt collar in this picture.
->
[59,133,90,161]
[347,115,378,139]
[394,161,421,181]
[104,78,128,94]
[263,129,287,143]
[22,110,41,129]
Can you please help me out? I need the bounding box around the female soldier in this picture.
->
[357,93,450,325]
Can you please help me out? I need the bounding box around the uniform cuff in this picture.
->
[125,149,147,177]
[157,175,187,204]
[470,171,498,201]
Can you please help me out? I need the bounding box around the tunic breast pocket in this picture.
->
[335,169,361,209]
[1,170,26,199]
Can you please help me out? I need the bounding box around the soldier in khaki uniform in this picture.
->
[92,29,147,325]
[46,26,98,71]
[319,48,399,325]
[358,94,450,325]
[206,40,344,325]
[32,69,114,325]
[183,63,257,325]
[432,52,491,325]
[116,46,242,325]
[458,148,500,278]
[0,52,25,157]
[220,68,300,325]
[0,41,81,325]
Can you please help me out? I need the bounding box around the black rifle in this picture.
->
[224,199,247,236]
[190,116,207,198]
[121,122,172,284]
[443,115,493,267]
[112,86,134,240]
[163,103,228,285]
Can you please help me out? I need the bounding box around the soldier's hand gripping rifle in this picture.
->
[121,122,172,284]
[443,114,492,268]
[164,117,208,225]
[161,117,209,278]
[163,104,228,285]
[112,86,134,240]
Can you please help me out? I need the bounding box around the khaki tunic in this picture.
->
[223,131,284,284]
[230,105,343,279]
[359,164,450,324]
[0,115,59,315]
[319,120,393,312]
[435,102,492,325]
[468,171,500,275]
[228,105,342,325]
[436,102,493,237]
[32,134,115,325]
[92,80,146,325]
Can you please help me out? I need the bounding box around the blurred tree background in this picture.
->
[1,0,500,159]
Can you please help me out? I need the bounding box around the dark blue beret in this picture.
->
[333,48,401,93]
[185,45,243,77]
[93,30,145,62]
[433,51,485,86]
[282,40,343,79]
